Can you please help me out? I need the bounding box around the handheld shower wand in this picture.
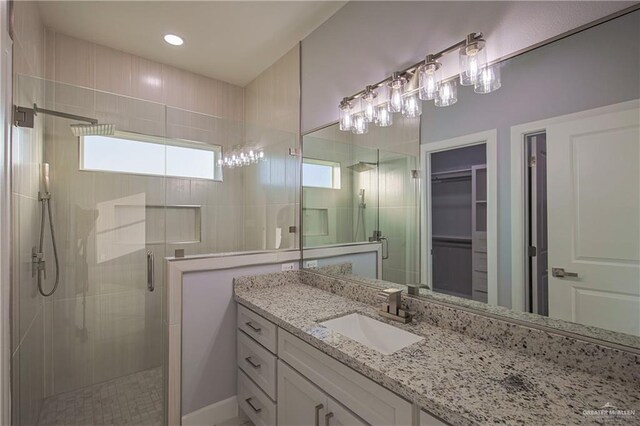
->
[34,163,60,297]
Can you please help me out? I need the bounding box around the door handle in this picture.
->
[314,404,324,426]
[147,251,155,292]
[552,267,578,278]
[380,237,389,260]
[324,412,334,426]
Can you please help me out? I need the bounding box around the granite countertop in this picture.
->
[234,277,640,426]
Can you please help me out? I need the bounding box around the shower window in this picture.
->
[303,158,341,189]
[80,131,223,180]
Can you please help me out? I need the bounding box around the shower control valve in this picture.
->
[31,248,46,277]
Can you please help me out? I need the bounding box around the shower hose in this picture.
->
[37,196,60,297]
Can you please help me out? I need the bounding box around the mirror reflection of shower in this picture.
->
[19,104,116,296]
[348,161,377,241]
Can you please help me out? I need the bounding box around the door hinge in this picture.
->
[528,156,536,167]
[528,246,537,257]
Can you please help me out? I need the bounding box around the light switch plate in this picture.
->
[304,260,318,269]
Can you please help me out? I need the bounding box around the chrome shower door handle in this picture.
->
[147,251,155,292]
[380,236,389,260]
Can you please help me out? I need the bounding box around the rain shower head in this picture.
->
[70,123,116,137]
[347,161,377,173]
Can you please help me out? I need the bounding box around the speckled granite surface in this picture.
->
[316,270,640,350]
[234,271,640,425]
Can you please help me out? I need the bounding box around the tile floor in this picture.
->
[37,367,163,426]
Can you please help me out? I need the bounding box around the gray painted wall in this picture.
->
[301,1,634,133]
[181,262,298,415]
[421,11,640,306]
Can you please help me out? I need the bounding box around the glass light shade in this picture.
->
[375,102,393,127]
[388,74,406,113]
[351,114,368,135]
[418,61,441,101]
[459,42,487,86]
[362,87,378,123]
[474,64,501,94]
[339,99,353,131]
[402,93,422,118]
[435,80,458,107]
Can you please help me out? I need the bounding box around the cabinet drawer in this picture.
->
[238,330,277,400]
[278,329,412,426]
[420,409,448,425]
[238,369,277,426]
[238,304,277,354]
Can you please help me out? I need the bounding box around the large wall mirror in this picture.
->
[302,10,640,350]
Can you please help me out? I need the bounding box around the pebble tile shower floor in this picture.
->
[37,367,163,426]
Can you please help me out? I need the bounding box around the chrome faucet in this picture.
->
[377,288,412,323]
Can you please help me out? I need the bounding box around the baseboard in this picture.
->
[182,396,238,426]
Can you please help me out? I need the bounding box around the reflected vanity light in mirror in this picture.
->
[351,113,368,134]
[434,80,458,107]
[474,64,502,94]
[376,102,393,127]
[402,92,422,117]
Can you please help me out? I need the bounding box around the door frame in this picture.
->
[509,99,640,311]
[420,129,498,305]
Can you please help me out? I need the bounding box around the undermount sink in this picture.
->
[320,313,424,355]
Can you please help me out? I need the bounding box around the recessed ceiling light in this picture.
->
[163,34,184,46]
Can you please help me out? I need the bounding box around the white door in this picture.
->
[278,360,327,426]
[547,107,640,335]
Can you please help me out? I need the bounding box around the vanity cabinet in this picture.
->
[278,361,366,426]
[237,303,444,426]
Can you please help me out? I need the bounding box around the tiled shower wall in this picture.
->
[11,2,46,425]
[243,46,300,251]
[11,7,300,419]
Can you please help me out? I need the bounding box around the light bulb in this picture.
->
[459,33,487,86]
[351,114,368,135]
[418,55,441,101]
[474,64,501,94]
[402,93,422,118]
[435,80,458,107]
[375,102,393,127]
[388,72,406,113]
[339,98,353,131]
[362,86,378,123]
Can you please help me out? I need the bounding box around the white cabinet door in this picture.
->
[278,360,327,426]
[325,399,368,426]
[547,107,640,335]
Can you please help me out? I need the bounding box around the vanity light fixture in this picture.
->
[163,34,184,46]
[418,55,441,101]
[338,98,353,131]
[388,72,407,113]
[362,86,378,123]
[336,32,501,133]
[459,33,486,86]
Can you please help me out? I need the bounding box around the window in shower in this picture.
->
[302,158,341,189]
[80,131,223,180]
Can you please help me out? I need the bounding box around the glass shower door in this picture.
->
[12,75,167,426]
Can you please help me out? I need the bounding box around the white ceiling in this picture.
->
[37,1,347,87]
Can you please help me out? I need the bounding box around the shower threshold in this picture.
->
[37,366,162,426]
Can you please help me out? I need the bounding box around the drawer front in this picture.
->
[238,369,277,426]
[420,409,448,426]
[238,330,277,400]
[238,304,277,354]
[278,329,412,426]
